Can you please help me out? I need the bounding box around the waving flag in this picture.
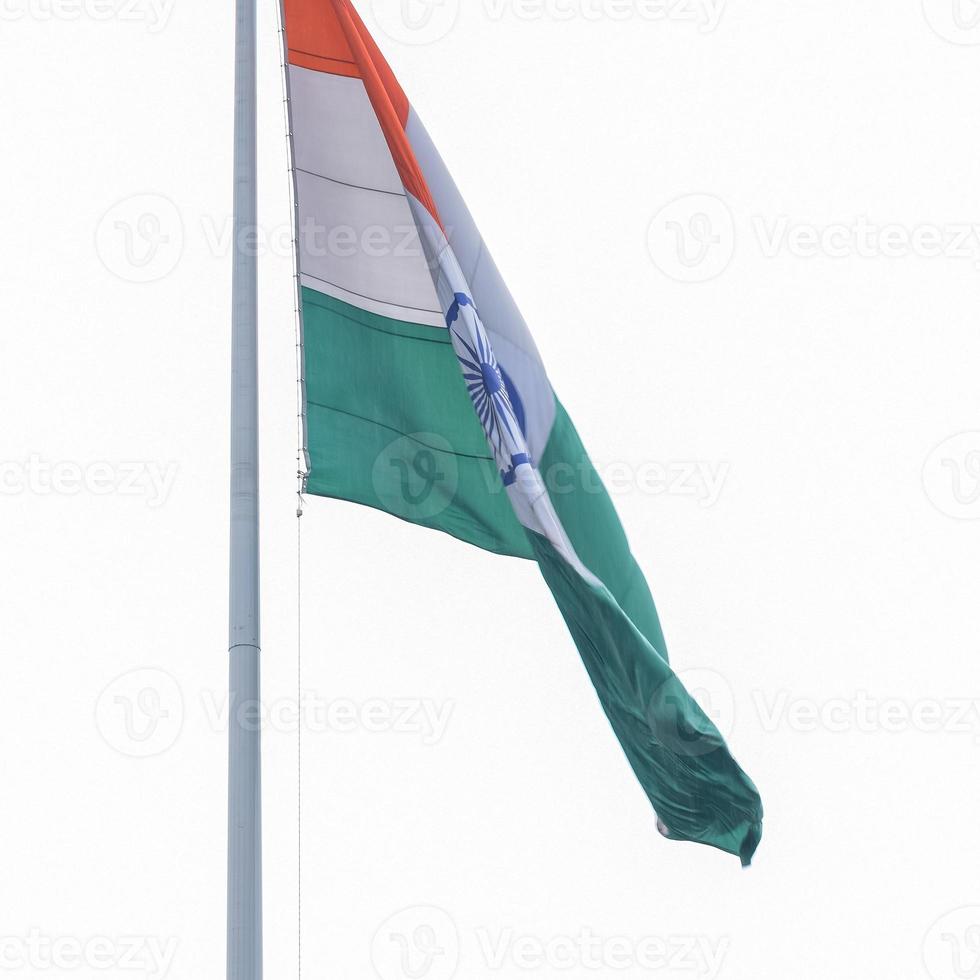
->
[282,0,763,864]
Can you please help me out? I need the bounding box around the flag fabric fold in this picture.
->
[282,0,763,863]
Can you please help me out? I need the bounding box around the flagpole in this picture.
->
[228,0,262,977]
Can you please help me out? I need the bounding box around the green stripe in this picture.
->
[530,532,763,865]
[302,287,532,558]
[535,407,762,862]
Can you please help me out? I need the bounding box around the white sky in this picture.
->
[1,1,979,978]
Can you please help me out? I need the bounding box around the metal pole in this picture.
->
[228,0,262,977]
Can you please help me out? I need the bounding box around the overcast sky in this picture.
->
[1,1,979,978]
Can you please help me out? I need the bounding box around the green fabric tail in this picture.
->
[530,532,763,865]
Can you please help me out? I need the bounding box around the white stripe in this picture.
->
[299,273,445,327]
[295,168,441,318]
[289,67,442,328]
[289,67,403,195]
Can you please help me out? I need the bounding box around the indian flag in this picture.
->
[282,0,763,864]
